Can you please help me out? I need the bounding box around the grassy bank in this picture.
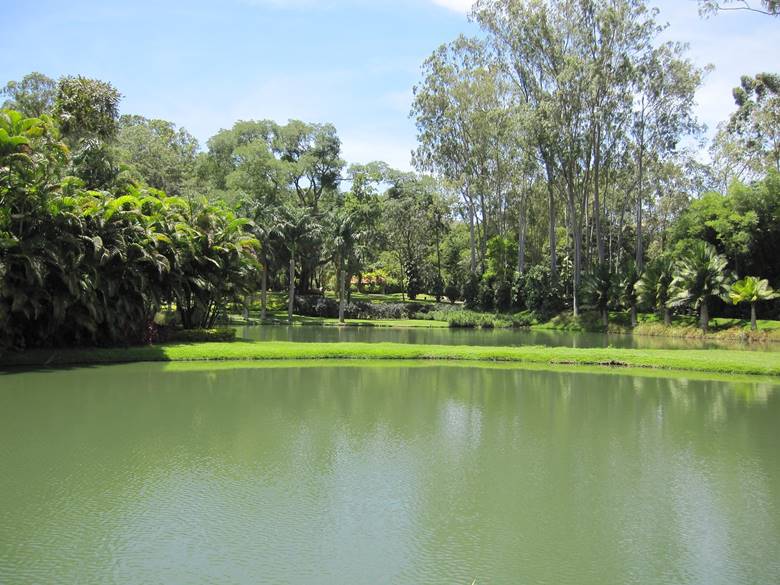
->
[3,340,780,377]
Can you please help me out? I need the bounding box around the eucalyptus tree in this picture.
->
[116,115,199,196]
[472,0,561,278]
[698,0,780,16]
[630,42,704,271]
[474,0,668,315]
[668,241,733,333]
[1,72,56,118]
[729,276,778,330]
[720,73,780,178]
[412,35,508,275]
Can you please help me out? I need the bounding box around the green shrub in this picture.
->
[161,328,237,343]
[479,279,495,311]
[494,279,513,313]
[521,265,565,318]
[444,280,461,304]
[462,273,480,309]
[430,273,445,302]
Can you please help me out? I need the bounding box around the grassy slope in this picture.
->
[3,340,780,377]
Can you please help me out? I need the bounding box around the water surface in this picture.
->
[236,323,775,350]
[1,363,778,584]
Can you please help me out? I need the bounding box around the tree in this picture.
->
[668,241,733,332]
[729,276,778,330]
[617,262,641,327]
[582,264,614,327]
[635,256,674,325]
[279,203,320,323]
[1,72,56,118]
[54,76,121,143]
[698,1,780,16]
[54,76,122,188]
[631,42,704,272]
[116,115,199,196]
[382,172,436,300]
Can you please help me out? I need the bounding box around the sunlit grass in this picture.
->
[4,340,780,377]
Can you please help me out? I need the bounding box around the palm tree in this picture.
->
[635,257,674,326]
[729,276,778,331]
[617,261,640,328]
[668,242,733,333]
[328,208,359,324]
[279,203,319,324]
[581,263,613,328]
[244,198,282,321]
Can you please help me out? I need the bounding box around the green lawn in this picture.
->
[4,340,780,377]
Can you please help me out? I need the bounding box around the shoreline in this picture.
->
[2,340,779,378]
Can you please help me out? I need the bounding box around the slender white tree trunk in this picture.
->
[261,257,268,321]
[338,256,346,325]
[288,251,295,324]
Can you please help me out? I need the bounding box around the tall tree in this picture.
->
[698,0,780,16]
[116,115,199,196]
[1,72,56,118]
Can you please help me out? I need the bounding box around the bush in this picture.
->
[513,274,526,310]
[293,295,429,320]
[521,264,565,319]
[444,280,461,304]
[479,279,495,312]
[406,264,423,300]
[494,279,513,312]
[160,328,237,343]
[430,273,445,302]
[462,273,480,309]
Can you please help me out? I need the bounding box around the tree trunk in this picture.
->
[468,200,477,274]
[751,302,757,331]
[546,162,557,278]
[594,128,604,264]
[288,251,295,324]
[338,256,346,325]
[664,307,671,327]
[602,308,608,328]
[636,104,646,272]
[261,255,268,321]
[517,202,526,277]
[700,301,709,333]
[630,303,637,328]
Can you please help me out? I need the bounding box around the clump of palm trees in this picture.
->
[582,241,777,333]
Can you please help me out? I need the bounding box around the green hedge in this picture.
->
[161,328,237,343]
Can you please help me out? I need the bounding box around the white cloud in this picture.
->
[430,0,474,12]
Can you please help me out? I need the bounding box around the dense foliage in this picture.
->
[2,0,779,348]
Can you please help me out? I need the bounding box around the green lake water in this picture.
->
[235,324,776,351]
[1,362,779,584]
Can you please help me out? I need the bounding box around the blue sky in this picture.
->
[3,0,778,169]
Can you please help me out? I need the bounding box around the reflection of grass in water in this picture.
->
[158,358,780,387]
[5,341,780,378]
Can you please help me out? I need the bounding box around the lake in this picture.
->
[236,323,776,350]
[1,362,778,584]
